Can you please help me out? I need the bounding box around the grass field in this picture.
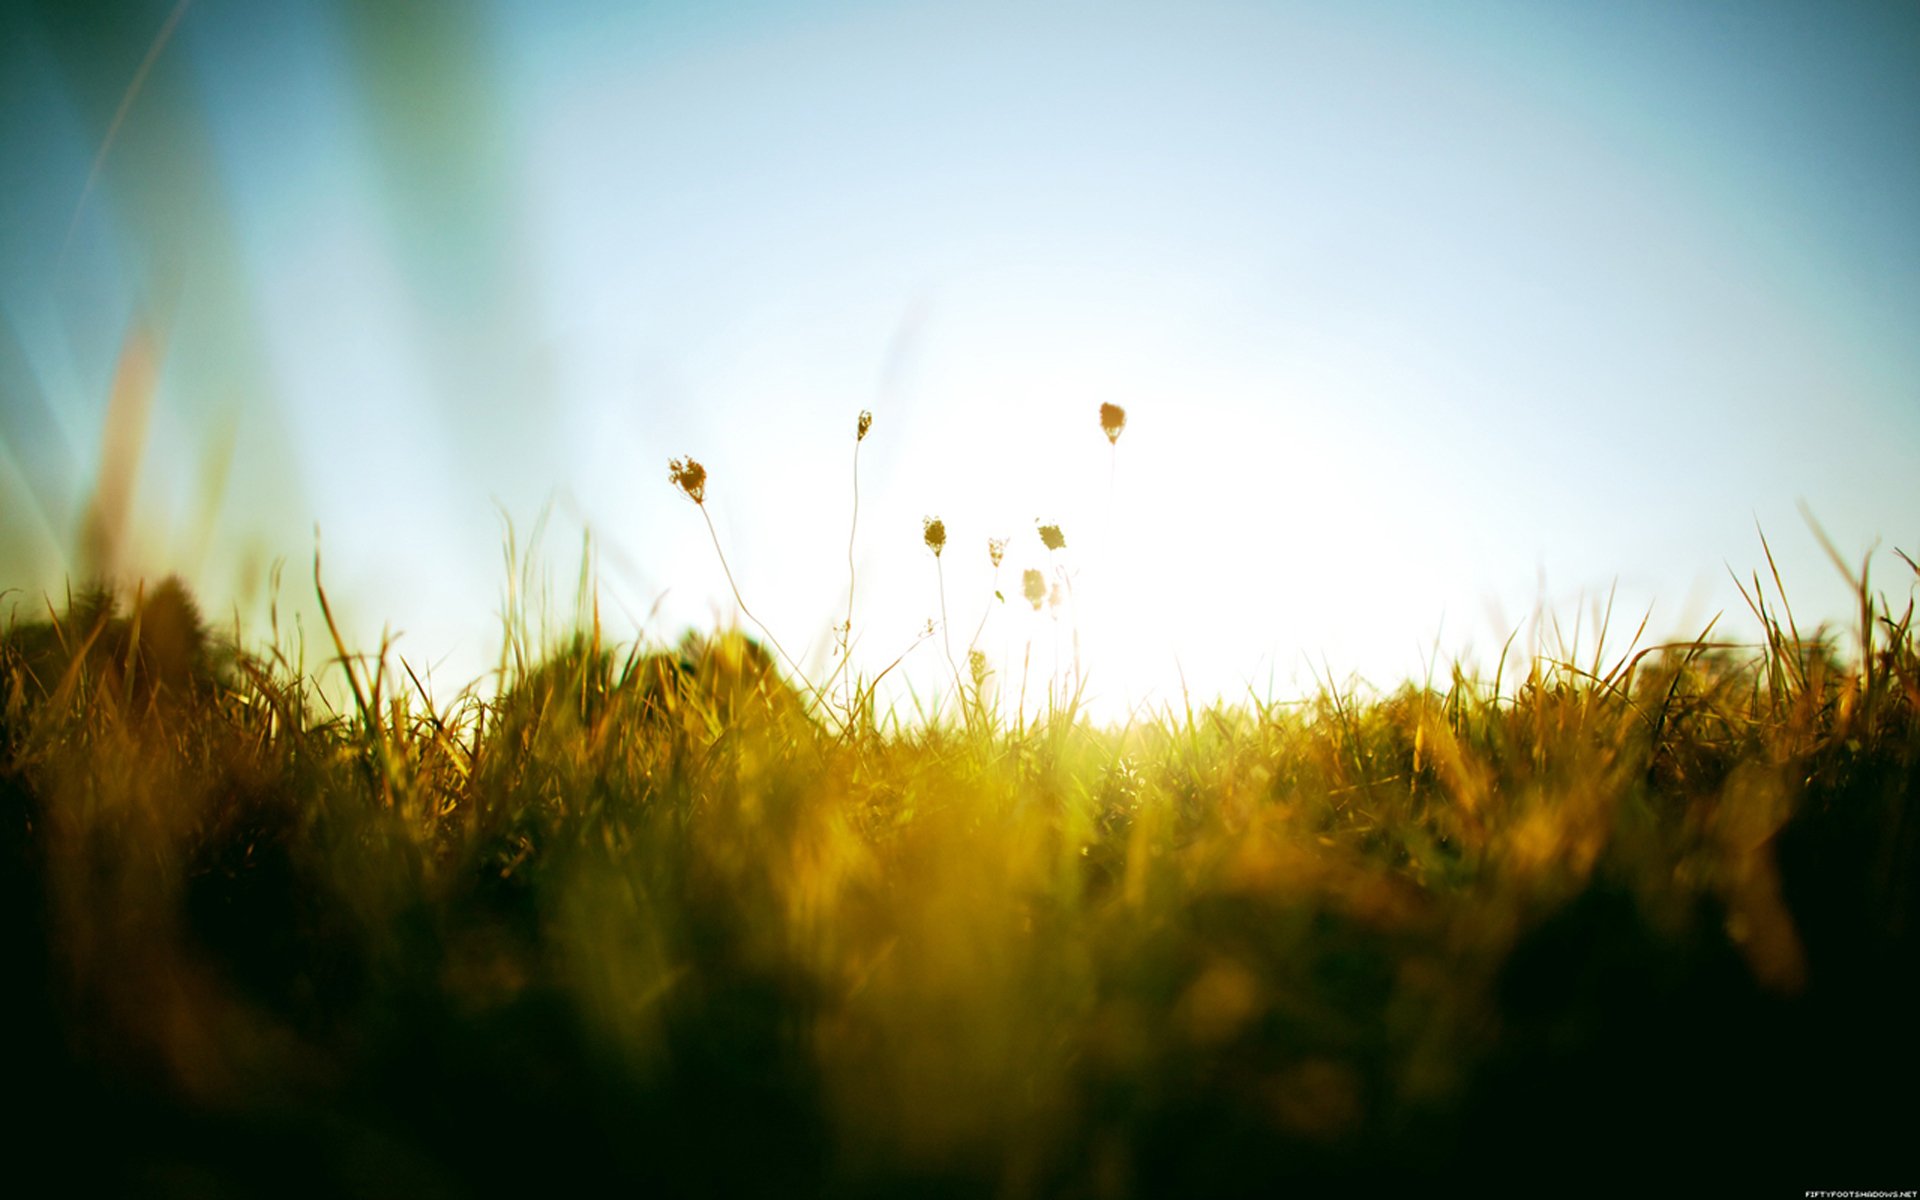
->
[3,526,1916,1194]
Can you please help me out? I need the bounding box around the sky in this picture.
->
[1,0,1916,719]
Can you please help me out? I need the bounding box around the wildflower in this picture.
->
[1037,522,1066,552]
[857,410,873,441]
[988,537,1007,569]
[923,516,947,556]
[1100,402,1127,445]
[668,457,706,505]
[1022,568,1046,611]
[968,648,992,690]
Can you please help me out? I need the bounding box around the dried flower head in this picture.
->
[857,409,873,441]
[988,537,1007,569]
[968,648,992,690]
[1022,568,1046,611]
[1037,522,1066,552]
[922,516,947,556]
[668,457,707,505]
[1100,402,1127,445]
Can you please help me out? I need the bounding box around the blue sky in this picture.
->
[2,0,1916,715]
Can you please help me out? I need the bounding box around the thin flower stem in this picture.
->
[968,564,1000,654]
[843,436,861,713]
[698,504,816,704]
[846,442,861,631]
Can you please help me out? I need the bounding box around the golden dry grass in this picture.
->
[2,535,1915,1193]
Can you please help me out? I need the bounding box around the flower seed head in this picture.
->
[668,457,707,505]
[988,537,1007,569]
[857,409,873,441]
[923,516,947,556]
[1099,402,1127,445]
[1022,568,1046,611]
[1037,522,1066,552]
[968,648,991,689]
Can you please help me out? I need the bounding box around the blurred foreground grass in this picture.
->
[2,561,1915,1196]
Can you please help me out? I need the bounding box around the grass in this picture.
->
[2,425,1916,1192]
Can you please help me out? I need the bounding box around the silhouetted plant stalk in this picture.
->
[1097,402,1127,692]
[923,516,972,731]
[966,537,1009,725]
[1037,521,1081,712]
[832,410,872,722]
[669,455,828,723]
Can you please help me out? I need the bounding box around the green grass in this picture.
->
[2,543,1916,1195]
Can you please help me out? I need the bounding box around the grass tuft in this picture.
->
[2,536,1915,1191]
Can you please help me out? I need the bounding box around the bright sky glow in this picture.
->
[2,0,1916,718]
